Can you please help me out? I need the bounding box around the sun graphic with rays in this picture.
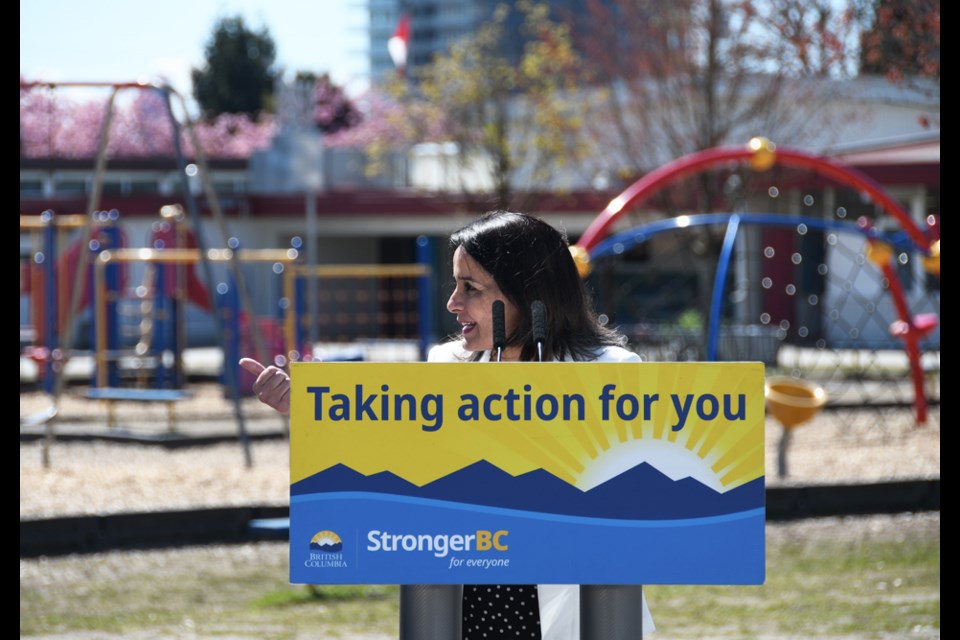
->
[572,425,762,492]
[311,530,341,545]
[468,403,765,494]
[452,363,766,494]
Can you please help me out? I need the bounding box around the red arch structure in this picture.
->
[573,139,938,424]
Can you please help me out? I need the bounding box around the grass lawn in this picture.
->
[20,513,939,639]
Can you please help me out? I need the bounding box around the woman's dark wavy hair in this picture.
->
[449,210,627,362]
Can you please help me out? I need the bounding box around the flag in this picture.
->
[388,13,411,74]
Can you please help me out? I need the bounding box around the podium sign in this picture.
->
[289,362,765,585]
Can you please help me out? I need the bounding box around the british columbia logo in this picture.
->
[310,530,343,553]
[306,530,348,569]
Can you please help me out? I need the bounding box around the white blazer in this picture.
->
[427,340,656,638]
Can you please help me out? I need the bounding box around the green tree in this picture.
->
[386,1,586,212]
[192,16,278,119]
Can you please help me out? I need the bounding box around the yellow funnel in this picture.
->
[765,376,828,429]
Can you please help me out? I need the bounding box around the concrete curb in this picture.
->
[20,480,939,558]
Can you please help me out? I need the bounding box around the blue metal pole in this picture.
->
[171,293,183,389]
[88,215,105,388]
[295,268,307,354]
[101,221,122,388]
[284,237,303,361]
[218,276,241,395]
[416,235,436,360]
[154,256,171,389]
[273,262,290,363]
[706,214,741,362]
[216,282,227,388]
[41,211,57,395]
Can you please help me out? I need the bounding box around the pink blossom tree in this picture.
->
[20,82,276,160]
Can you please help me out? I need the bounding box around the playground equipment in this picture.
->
[20,79,269,467]
[765,376,828,477]
[91,240,299,387]
[573,138,939,427]
[21,206,302,424]
[21,210,137,386]
[22,204,437,422]
[22,206,437,388]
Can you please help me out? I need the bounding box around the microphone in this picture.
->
[492,300,506,362]
[531,301,547,362]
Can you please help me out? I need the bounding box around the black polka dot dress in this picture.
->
[462,584,541,639]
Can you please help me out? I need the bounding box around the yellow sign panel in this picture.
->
[291,362,764,490]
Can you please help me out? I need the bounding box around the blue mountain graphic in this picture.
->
[292,461,763,519]
[294,464,420,495]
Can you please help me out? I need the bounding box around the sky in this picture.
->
[20,0,371,104]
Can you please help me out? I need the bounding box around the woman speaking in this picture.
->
[241,211,655,639]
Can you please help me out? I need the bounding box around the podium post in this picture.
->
[399,584,462,640]
[581,585,645,639]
